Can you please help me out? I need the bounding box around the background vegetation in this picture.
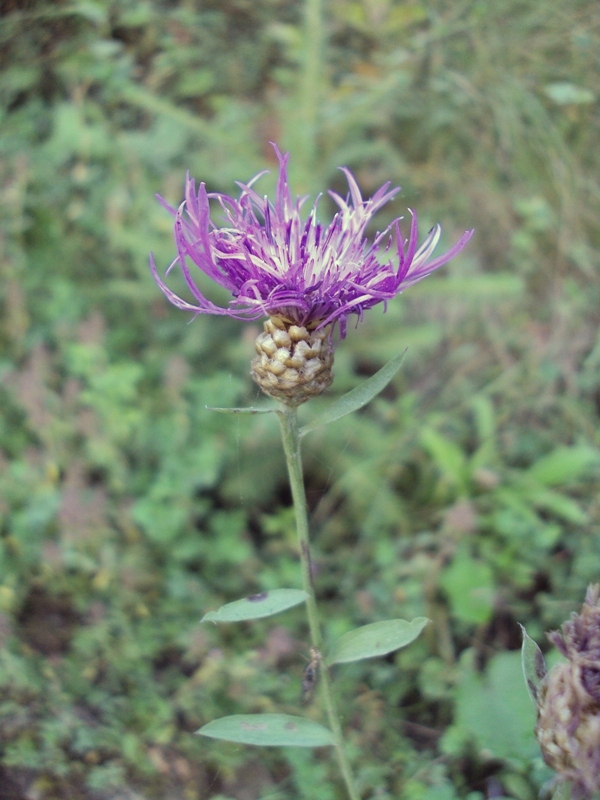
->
[1,0,600,798]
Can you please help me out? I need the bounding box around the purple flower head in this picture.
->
[150,145,473,338]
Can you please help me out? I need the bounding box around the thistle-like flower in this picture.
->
[535,586,600,799]
[151,146,473,405]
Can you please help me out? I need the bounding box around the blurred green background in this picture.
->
[1,1,599,798]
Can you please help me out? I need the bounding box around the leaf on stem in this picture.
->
[299,350,406,437]
[196,714,335,747]
[201,588,308,622]
[326,617,429,665]
[519,623,547,704]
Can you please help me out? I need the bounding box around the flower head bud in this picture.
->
[251,316,334,406]
[535,586,600,798]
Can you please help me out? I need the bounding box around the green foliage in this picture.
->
[300,350,406,437]
[440,546,495,625]
[202,589,309,623]
[442,650,539,764]
[1,0,600,797]
[520,626,547,705]
[197,714,335,747]
[326,617,428,665]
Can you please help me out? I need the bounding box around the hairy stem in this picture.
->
[278,406,361,800]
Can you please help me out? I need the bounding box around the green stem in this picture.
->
[300,0,323,170]
[277,406,361,800]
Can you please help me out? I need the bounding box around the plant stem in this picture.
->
[300,0,323,172]
[287,0,324,192]
[277,406,361,800]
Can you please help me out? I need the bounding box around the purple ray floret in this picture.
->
[150,146,473,337]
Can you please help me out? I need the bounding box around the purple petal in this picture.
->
[150,145,474,335]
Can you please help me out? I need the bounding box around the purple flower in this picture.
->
[150,146,473,338]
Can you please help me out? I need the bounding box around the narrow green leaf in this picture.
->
[420,427,469,490]
[119,82,215,136]
[327,617,429,665]
[519,624,547,704]
[529,489,587,524]
[206,406,276,414]
[197,714,335,747]
[300,351,406,438]
[469,395,497,443]
[201,589,308,622]
[527,446,600,486]
[543,81,595,106]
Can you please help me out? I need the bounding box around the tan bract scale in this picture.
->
[251,317,334,406]
[536,661,600,795]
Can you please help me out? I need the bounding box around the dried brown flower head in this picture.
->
[535,586,600,799]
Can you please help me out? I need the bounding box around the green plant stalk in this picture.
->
[277,406,361,800]
[297,0,324,178]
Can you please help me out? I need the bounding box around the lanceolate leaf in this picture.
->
[327,617,429,665]
[520,624,547,704]
[197,714,335,747]
[201,589,308,622]
[527,445,600,487]
[528,488,587,525]
[299,351,406,438]
[420,427,469,490]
